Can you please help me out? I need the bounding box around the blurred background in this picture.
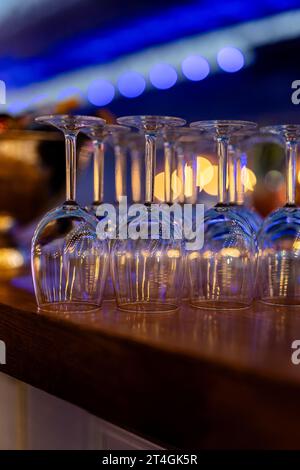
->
[0,0,299,274]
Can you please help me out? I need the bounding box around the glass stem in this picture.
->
[236,151,246,205]
[228,144,236,204]
[176,147,185,204]
[93,140,104,204]
[217,135,229,205]
[145,133,156,204]
[65,132,77,203]
[163,141,175,203]
[286,139,297,205]
[131,148,142,203]
[185,151,197,204]
[114,144,126,203]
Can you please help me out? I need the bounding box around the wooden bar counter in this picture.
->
[0,279,300,449]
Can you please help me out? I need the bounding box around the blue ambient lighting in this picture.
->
[57,86,84,101]
[1,1,300,89]
[29,94,49,106]
[87,79,115,106]
[117,71,146,98]
[7,101,28,114]
[181,55,210,81]
[217,47,245,72]
[149,63,177,90]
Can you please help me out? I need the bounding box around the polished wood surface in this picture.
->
[0,278,300,448]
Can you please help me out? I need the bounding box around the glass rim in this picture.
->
[163,126,200,135]
[190,119,257,132]
[35,114,106,127]
[117,115,186,130]
[81,123,129,140]
[105,124,130,134]
[261,124,300,140]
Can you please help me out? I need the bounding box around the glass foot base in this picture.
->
[38,301,101,313]
[117,301,178,313]
[190,299,252,310]
[261,297,300,307]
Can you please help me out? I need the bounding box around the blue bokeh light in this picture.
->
[0,0,297,89]
[87,79,115,106]
[181,55,210,81]
[217,47,245,72]
[117,71,146,98]
[149,63,177,90]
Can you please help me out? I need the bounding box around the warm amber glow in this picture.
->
[242,167,257,192]
[141,249,151,257]
[172,170,183,200]
[220,248,241,258]
[167,249,181,258]
[298,170,300,185]
[196,156,214,190]
[154,172,165,202]
[188,251,200,261]
[203,165,218,196]
[203,250,213,259]
[56,98,81,113]
[173,170,182,200]
[154,171,182,201]
[184,164,194,198]
[293,240,300,250]
[0,248,24,270]
[131,155,142,202]
[0,214,14,232]
[155,164,256,200]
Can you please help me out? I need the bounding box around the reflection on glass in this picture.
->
[32,115,109,312]
[188,120,257,310]
[228,134,262,233]
[112,115,186,313]
[127,133,144,204]
[258,125,300,305]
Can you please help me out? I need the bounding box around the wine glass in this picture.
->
[188,120,257,310]
[32,115,109,312]
[258,124,300,305]
[228,133,263,233]
[80,122,112,299]
[162,127,202,300]
[112,115,186,313]
[81,123,128,300]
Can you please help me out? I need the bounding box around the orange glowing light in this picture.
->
[154,171,182,201]
[203,165,218,196]
[242,167,257,192]
[196,156,214,190]
[184,164,193,198]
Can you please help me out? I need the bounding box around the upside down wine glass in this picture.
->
[81,122,112,299]
[32,115,109,312]
[162,127,201,300]
[81,123,128,300]
[228,134,262,233]
[188,120,257,310]
[112,115,186,313]
[258,125,300,305]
